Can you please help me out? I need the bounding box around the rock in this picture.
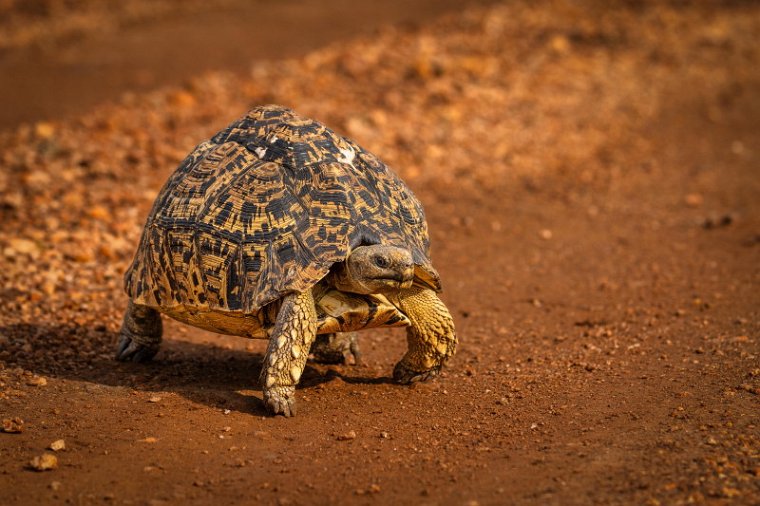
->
[702,214,733,229]
[34,122,56,139]
[168,90,197,108]
[27,376,48,387]
[29,453,58,471]
[6,238,39,257]
[49,439,66,451]
[336,430,357,441]
[356,483,382,495]
[87,205,111,221]
[684,193,703,207]
[549,34,571,54]
[2,417,24,433]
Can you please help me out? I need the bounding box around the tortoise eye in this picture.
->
[374,256,389,268]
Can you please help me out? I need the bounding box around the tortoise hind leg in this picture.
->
[310,332,361,365]
[115,301,163,362]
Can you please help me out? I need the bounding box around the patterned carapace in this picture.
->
[124,105,440,315]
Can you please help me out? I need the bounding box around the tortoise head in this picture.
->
[332,245,414,295]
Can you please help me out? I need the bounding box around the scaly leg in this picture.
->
[115,300,163,362]
[310,332,361,365]
[260,290,317,416]
[393,286,457,383]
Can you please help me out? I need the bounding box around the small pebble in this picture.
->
[27,376,47,387]
[336,430,357,441]
[7,238,39,256]
[49,439,66,451]
[684,193,703,207]
[2,418,24,433]
[29,453,58,471]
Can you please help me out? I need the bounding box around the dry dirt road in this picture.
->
[1,1,759,505]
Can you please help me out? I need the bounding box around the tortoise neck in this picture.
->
[327,262,373,294]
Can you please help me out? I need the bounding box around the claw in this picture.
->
[393,361,441,384]
[348,337,362,365]
[132,346,158,363]
[115,335,132,359]
[115,335,158,363]
[263,386,297,417]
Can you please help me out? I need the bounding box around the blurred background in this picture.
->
[0,0,496,128]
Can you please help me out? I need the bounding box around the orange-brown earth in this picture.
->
[1,1,759,505]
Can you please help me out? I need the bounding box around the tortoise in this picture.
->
[116,105,457,416]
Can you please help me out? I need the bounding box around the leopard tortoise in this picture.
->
[117,105,457,416]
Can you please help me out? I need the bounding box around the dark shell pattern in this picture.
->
[125,105,439,314]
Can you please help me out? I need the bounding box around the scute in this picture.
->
[125,105,439,314]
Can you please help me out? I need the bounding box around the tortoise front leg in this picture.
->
[393,286,457,383]
[260,290,317,417]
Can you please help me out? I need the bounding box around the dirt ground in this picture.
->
[1,1,759,505]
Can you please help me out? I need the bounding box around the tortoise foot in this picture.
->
[116,301,162,362]
[310,332,361,365]
[263,386,297,417]
[392,361,441,384]
[115,334,159,363]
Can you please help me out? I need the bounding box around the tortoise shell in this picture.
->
[124,105,440,315]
